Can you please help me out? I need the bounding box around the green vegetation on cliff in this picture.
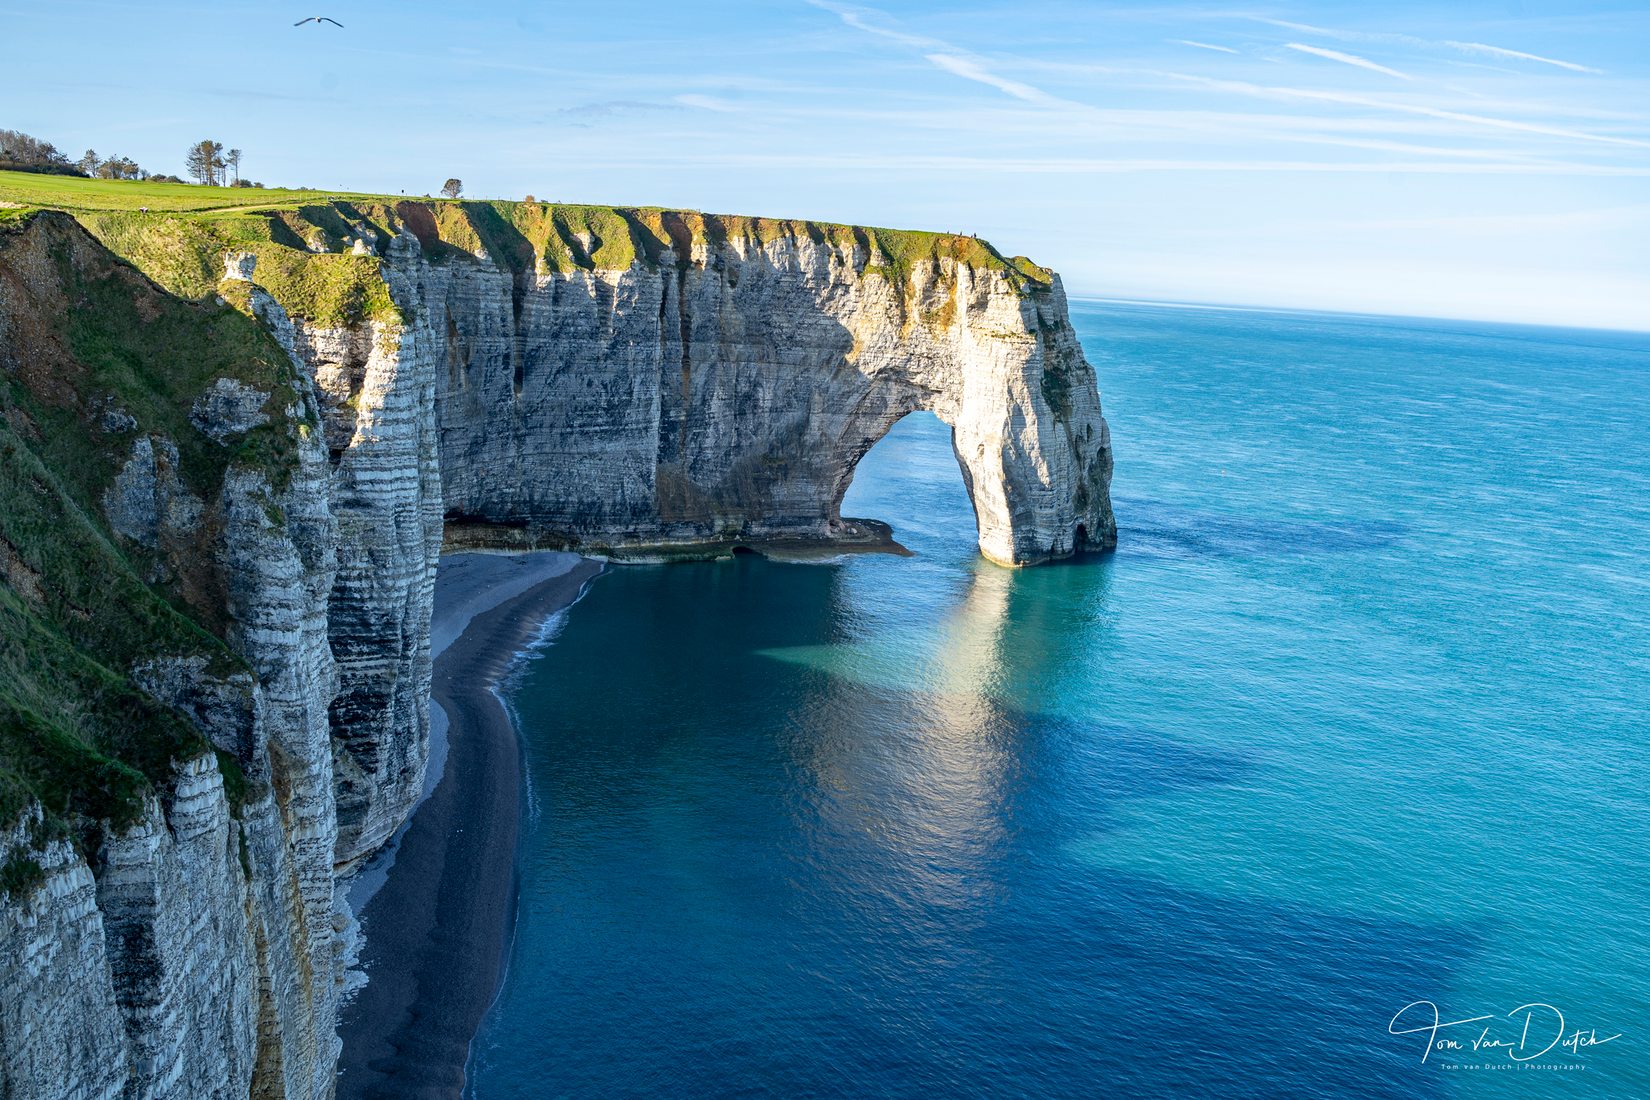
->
[0,170,1055,322]
[0,169,1063,852]
[75,207,402,326]
[0,211,298,844]
[0,170,392,215]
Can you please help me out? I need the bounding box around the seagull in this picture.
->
[294,16,343,27]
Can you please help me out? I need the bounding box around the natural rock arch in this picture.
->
[433,228,1115,565]
[816,310,1114,566]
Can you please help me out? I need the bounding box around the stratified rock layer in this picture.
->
[428,224,1114,565]
[0,202,1113,1100]
[0,215,341,1100]
[299,215,1114,868]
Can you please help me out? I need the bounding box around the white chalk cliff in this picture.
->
[424,216,1113,566]
[0,202,1113,1099]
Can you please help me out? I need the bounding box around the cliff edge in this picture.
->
[0,178,1113,1099]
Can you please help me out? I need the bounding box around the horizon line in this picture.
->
[1067,293,1650,337]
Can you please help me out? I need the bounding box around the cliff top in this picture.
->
[0,169,1069,863]
[0,170,1056,323]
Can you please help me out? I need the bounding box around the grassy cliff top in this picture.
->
[0,171,1056,313]
[0,171,400,216]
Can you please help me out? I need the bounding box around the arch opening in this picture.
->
[836,411,982,557]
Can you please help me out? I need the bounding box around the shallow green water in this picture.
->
[470,302,1650,1098]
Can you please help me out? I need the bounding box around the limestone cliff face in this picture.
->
[258,210,1114,874]
[0,215,343,1099]
[242,243,442,873]
[0,563,342,1100]
[0,202,1112,1100]
[427,221,1114,565]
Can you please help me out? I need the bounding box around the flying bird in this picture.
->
[294,16,343,27]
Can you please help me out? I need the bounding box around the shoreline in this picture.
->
[336,551,603,1099]
[442,516,912,562]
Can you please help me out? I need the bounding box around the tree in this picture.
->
[185,139,225,185]
[78,149,99,176]
[96,155,142,180]
[441,178,463,199]
[226,148,242,186]
[0,129,77,175]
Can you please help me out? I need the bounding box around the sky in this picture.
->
[5,0,1648,330]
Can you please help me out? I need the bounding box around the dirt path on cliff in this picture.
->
[336,553,603,1100]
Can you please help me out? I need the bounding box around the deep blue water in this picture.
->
[468,302,1650,1098]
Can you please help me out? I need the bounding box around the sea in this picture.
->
[466,301,1650,1099]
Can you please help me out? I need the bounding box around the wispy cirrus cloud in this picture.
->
[1165,73,1650,150]
[552,100,685,123]
[798,0,1649,179]
[1255,18,1339,37]
[1284,43,1413,81]
[1252,17,1605,75]
[802,0,943,50]
[1441,41,1604,75]
[1174,40,1238,55]
[923,53,1064,105]
[674,94,742,113]
[806,0,1072,106]
[799,1,1647,175]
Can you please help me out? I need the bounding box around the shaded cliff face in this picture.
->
[431,222,1114,565]
[239,246,442,872]
[0,213,342,1099]
[210,200,1112,874]
[0,196,1112,1099]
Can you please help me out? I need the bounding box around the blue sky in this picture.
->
[6,0,1648,329]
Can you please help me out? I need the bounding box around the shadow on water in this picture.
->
[479,554,1476,1100]
[1115,495,1407,560]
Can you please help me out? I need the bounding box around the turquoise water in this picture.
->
[469,302,1650,1098]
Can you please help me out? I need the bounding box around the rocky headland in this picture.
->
[0,187,1112,1098]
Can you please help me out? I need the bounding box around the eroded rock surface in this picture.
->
[0,204,1114,1100]
[425,226,1114,564]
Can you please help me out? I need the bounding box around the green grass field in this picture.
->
[0,169,1054,295]
[0,168,404,214]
